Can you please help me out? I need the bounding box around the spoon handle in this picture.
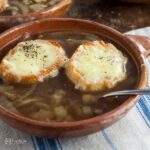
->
[102,89,150,98]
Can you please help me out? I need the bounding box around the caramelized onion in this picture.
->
[14,97,44,108]
[17,84,37,101]
[10,1,30,14]
[29,3,47,12]
[0,85,18,101]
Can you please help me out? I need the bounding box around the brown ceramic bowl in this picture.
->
[0,18,150,138]
[0,0,73,32]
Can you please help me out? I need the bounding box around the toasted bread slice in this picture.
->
[0,40,67,84]
[0,0,8,13]
[66,41,127,92]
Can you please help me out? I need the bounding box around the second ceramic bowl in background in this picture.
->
[0,0,73,33]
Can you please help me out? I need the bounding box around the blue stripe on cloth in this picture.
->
[31,136,37,150]
[35,137,48,150]
[57,139,63,150]
[47,139,58,150]
[138,97,150,122]
[143,87,150,106]
[101,130,117,150]
[136,105,150,128]
[44,139,51,150]
[143,95,150,106]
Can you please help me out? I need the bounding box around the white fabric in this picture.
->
[0,27,150,150]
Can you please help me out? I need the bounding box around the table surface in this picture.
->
[66,0,150,33]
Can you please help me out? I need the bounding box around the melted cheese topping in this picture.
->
[74,41,127,84]
[2,40,59,75]
[66,41,128,91]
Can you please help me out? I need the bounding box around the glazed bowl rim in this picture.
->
[0,18,147,129]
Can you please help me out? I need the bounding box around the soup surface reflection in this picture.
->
[0,31,138,122]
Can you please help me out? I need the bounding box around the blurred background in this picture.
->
[66,0,150,32]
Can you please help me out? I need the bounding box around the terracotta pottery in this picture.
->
[0,18,150,138]
[0,0,73,32]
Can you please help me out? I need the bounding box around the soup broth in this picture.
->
[0,0,62,16]
[0,31,138,122]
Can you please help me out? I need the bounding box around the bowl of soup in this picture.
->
[0,18,149,138]
[0,0,73,32]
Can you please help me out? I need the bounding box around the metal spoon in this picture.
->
[99,89,150,98]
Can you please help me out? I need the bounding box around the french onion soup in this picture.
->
[0,31,138,122]
[0,0,62,16]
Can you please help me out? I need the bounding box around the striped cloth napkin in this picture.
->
[0,27,150,150]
